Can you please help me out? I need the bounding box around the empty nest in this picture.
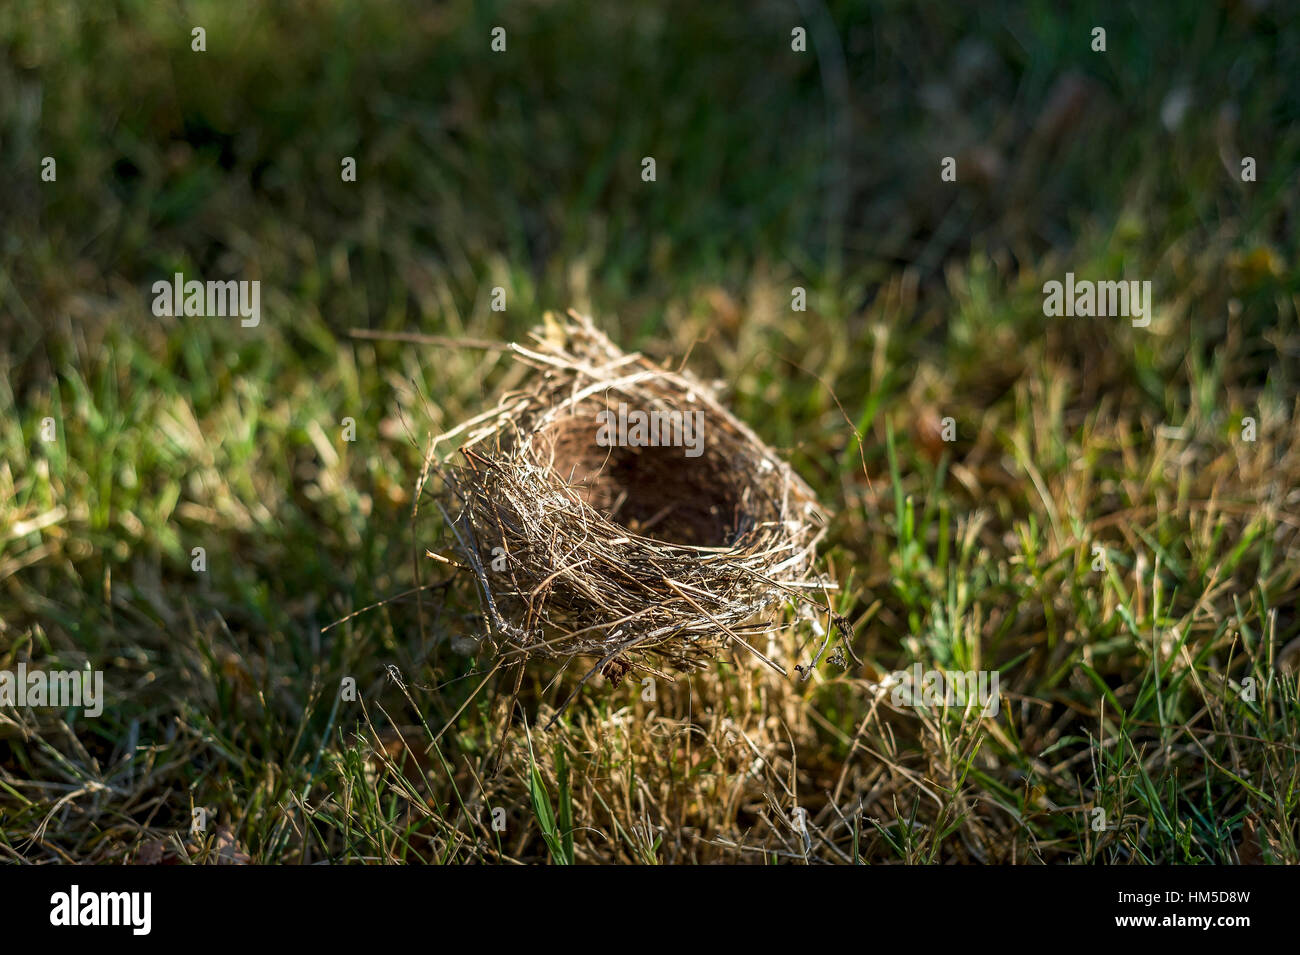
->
[427,312,830,686]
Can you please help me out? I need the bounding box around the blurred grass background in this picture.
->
[1,0,1298,863]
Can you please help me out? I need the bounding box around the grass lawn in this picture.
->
[1,0,1298,863]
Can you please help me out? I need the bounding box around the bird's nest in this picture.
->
[426,312,831,688]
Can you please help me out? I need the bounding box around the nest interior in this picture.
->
[530,398,754,548]
[431,313,829,682]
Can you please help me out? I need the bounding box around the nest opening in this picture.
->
[530,400,746,548]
